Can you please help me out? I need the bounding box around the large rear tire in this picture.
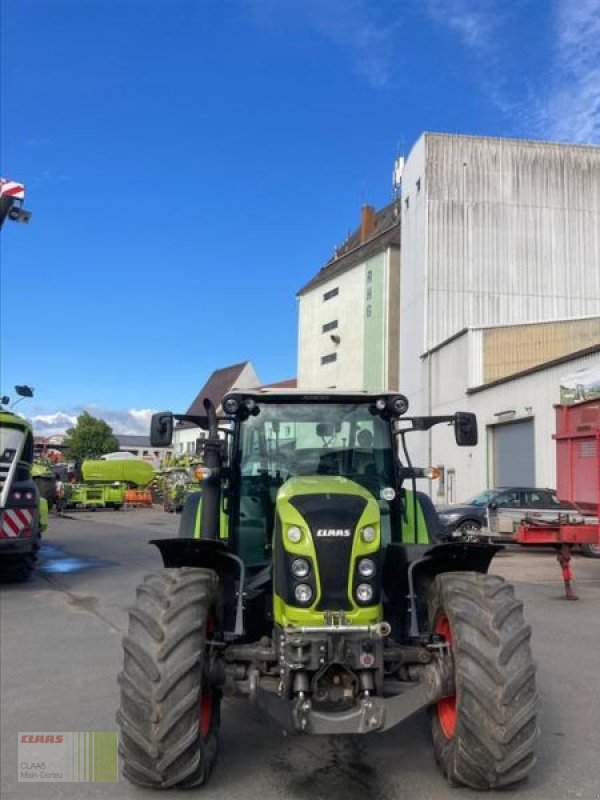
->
[428,572,538,789]
[117,567,221,788]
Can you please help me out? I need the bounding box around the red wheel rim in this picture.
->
[199,615,214,738]
[434,615,457,739]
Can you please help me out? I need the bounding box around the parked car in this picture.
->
[436,487,580,540]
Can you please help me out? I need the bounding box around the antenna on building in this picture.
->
[392,156,404,198]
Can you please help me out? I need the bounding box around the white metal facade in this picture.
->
[398,133,600,495]
[400,133,600,409]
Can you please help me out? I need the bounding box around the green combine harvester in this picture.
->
[117,389,538,790]
[61,482,126,511]
[0,406,48,581]
[61,458,155,511]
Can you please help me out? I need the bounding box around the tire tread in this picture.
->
[117,567,219,788]
[429,571,539,789]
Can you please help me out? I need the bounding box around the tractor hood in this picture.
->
[273,476,382,628]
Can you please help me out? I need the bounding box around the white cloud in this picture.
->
[425,0,499,51]
[534,0,600,143]
[245,0,396,87]
[33,412,78,429]
[32,407,155,438]
[423,0,600,144]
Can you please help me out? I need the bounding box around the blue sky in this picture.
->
[1,0,599,435]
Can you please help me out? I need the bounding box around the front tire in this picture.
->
[117,567,221,788]
[428,572,538,789]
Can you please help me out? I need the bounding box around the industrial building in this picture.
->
[297,132,600,500]
[400,133,600,499]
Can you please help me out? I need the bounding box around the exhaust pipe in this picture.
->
[199,398,222,542]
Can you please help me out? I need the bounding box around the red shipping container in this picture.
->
[554,399,600,515]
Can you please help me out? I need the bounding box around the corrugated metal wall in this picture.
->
[482,317,600,383]
[424,134,600,349]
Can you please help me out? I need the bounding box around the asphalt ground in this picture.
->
[1,508,599,800]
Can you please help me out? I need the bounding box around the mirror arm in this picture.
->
[173,413,209,431]
[395,415,456,433]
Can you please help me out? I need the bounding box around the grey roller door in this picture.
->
[494,420,535,487]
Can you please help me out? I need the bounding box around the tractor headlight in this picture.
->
[361,525,376,543]
[356,583,374,604]
[393,395,409,415]
[357,558,376,578]
[291,558,310,578]
[294,583,313,605]
[223,397,240,414]
[287,525,302,544]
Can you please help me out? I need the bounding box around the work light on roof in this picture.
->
[393,395,409,415]
[223,397,240,415]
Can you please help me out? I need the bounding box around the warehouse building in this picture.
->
[424,319,600,503]
[399,133,600,496]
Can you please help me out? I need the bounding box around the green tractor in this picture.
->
[117,390,538,790]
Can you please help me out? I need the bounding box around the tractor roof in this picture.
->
[225,388,406,404]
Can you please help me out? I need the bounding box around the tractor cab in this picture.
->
[225,392,437,569]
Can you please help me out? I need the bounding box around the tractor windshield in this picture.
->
[239,403,395,487]
[233,403,397,565]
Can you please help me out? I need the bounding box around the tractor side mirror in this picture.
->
[454,412,478,447]
[150,412,174,447]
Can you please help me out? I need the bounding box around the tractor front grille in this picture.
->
[289,494,368,611]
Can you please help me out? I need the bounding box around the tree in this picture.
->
[64,412,120,460]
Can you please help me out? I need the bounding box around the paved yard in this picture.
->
[1,508,599,800]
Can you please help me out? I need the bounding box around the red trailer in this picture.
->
[516,398,600,598]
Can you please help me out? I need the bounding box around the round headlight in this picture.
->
[380,487,396,501]
[223,397,239,414]
[291,558,310,578]
[356,583,374,603]
[375,398,387,410]
[393,395,409,415]
[361,525,376,543]
[294,583,313,605]
[287,526,302,544]
[358,558,376,578]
